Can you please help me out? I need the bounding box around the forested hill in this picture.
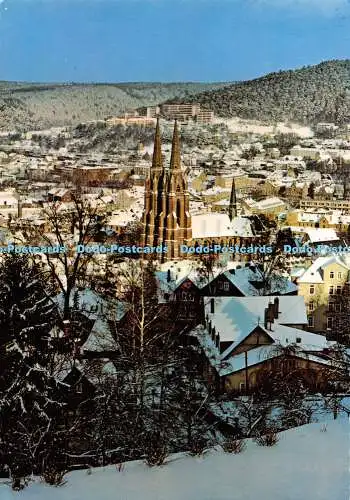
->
[0,82,228,132]
[166,60,350,125]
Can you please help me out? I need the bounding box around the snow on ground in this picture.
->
[1,418,349,500]
[219,117,314,138]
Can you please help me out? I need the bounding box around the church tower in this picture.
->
[164,120,192,258]
[142,119,192,259]
[228,176,237,221]
[142,117,167,248]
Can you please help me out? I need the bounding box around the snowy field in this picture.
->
[1,418,349,500]
[220,117,314,138]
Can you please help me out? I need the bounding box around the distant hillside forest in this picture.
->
[0,82,227,132]
[1,60,349,131]
[166,60,350,125]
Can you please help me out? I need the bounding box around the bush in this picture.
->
[145,442,167,467]
[222,438,246,454]
[188,436,207,457]
[42,468,66,486]
[11,477,28,491]
[254,430,279,447]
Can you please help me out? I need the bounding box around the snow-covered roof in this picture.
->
[202,296,308,359]
[191,214,254,239]
[81,318,118,353]
[223,267,297,296]
[244,197,286,210]
[192,323,331,377]
[205,296,307,340]
[305,228,339,243]
[297,256,350,284]
[220,345,332,376]
[53,288,128,322]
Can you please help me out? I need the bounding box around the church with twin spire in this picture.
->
[142,118,192,259]
[142,119,256,260]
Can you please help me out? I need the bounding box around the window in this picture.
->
[330,271,334,279]
[328,302,334,312]
[239,382,246,392]
[327,317,333,329]
[296,337,302,343]
[224,282,229,291]
[308,301,314,311]
[76,383,83,393]
[338,272,342,279]
[308,315,314,327]
[336,285,342,295]
[309,285,315,295]
[218,281,223,290]
[181,291,194,301]
[335,303,341,312]
[329,286,334,295]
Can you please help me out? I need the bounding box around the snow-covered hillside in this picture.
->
[1,417,348,500]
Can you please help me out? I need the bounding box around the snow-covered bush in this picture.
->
[222,438,246,454]
[42,468,66,486]
[254,430,279,447]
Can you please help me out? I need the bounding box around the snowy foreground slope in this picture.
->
[1,419,349,500]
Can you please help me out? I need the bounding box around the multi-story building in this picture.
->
[300,199,350,212]
[195,110,214,124]
[189,296,333,394]
[296,256,350,333]
[241,197,286,220]
[286,210,350,233]
[106,114,156,126]
[159,103,214,123]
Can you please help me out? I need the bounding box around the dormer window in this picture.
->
[330,271,334,279]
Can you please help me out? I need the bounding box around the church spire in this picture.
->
[151,116,163,171]
[170,119,181,170]
[228,176,237,221]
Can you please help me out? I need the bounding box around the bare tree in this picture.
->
[24,192,106,320]
[252,227,294,296]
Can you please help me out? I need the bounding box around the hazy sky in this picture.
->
[0,0,349,83]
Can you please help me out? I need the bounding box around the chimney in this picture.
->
[264,307,268,329]
[210,298,215,314]
[267,303,275,330]
[264,305,274,331]
[215,333,220,349]
[273,297,280,319]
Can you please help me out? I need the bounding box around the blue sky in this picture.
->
[0,0,349,83]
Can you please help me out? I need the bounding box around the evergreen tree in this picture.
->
[308,182,315,199]
[0,254,60,478]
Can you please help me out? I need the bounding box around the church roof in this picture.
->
[191,213,254,239]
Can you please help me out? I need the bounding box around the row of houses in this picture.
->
[53,258,344,401]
